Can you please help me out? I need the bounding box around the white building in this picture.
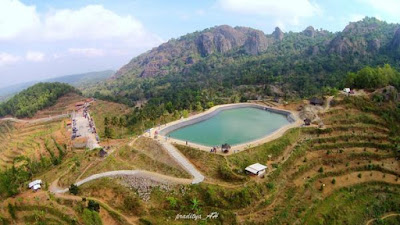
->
[245,163,267,176]
[28,180,42,191]
[343,88,351,93]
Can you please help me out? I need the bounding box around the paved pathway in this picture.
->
[160,141,204,184]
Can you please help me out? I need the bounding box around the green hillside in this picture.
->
[0,70,113,102]
[0,82,79,118]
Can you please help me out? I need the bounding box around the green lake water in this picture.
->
[167,107,290,147]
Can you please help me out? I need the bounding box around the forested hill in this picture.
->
[0,82,79,118]
[0,70,114,102]
[88,17,400,106]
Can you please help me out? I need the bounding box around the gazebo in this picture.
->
[221,143,231,153]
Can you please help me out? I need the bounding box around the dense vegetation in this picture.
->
[91,18,400,102]
[346,64,400,89]
[0,82,78,118]
[85,18,400,136]
[0,70,113,102]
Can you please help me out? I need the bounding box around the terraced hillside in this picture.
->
[233,98,400,224]
[1,93,399,225]
[126,95,399,224]
[0,118,70,170]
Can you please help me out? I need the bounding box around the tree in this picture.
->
[111,116,118,126]
[69,184,79,195]
[104,126,112,138]
[206,101,214,108]
[118,117,125,127]
[195,102,203,111]
[8,203,16,219]
[318,167,324,173]
[88,200,100,212]
[181,110,189,118]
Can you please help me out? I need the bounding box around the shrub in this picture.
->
[331,179,336,185]
[87,200,100,212]
[69,184,79,195]
[266,182,275,190]
[166,197,178,209]
[358,173,362,178]
[318,167,324,173]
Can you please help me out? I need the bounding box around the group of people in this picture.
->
[210,146,218,153]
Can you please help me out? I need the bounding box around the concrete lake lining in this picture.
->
[155,103,301,154]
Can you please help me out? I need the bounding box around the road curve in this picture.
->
[50,170,192,194]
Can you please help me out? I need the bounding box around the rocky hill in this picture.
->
[114,25,274,78]
[90,17,400,105]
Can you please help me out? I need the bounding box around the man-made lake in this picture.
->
[166,107,291,147]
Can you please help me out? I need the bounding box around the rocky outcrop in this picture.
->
[390,27,400,50]
[303,26,316,38]
[196,25,269,56]
[242,29,269,55]
[272,27,284,41]
[197,32,215,56]
[115,25,271,78]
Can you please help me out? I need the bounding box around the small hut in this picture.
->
[221,143,231,153]
[309,97,324,106]
[304,118,311,126]
[245,163,267,176]
[28,180,42,191]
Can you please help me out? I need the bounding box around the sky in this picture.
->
[1,0,400,88]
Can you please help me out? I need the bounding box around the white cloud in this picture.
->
[26,51,45,62]
[0,0,162,48]
[0,53,21,66]
[68,48,105,57]
[0,0,40,40]
[217,0,320,25]
[43,5,151,42]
